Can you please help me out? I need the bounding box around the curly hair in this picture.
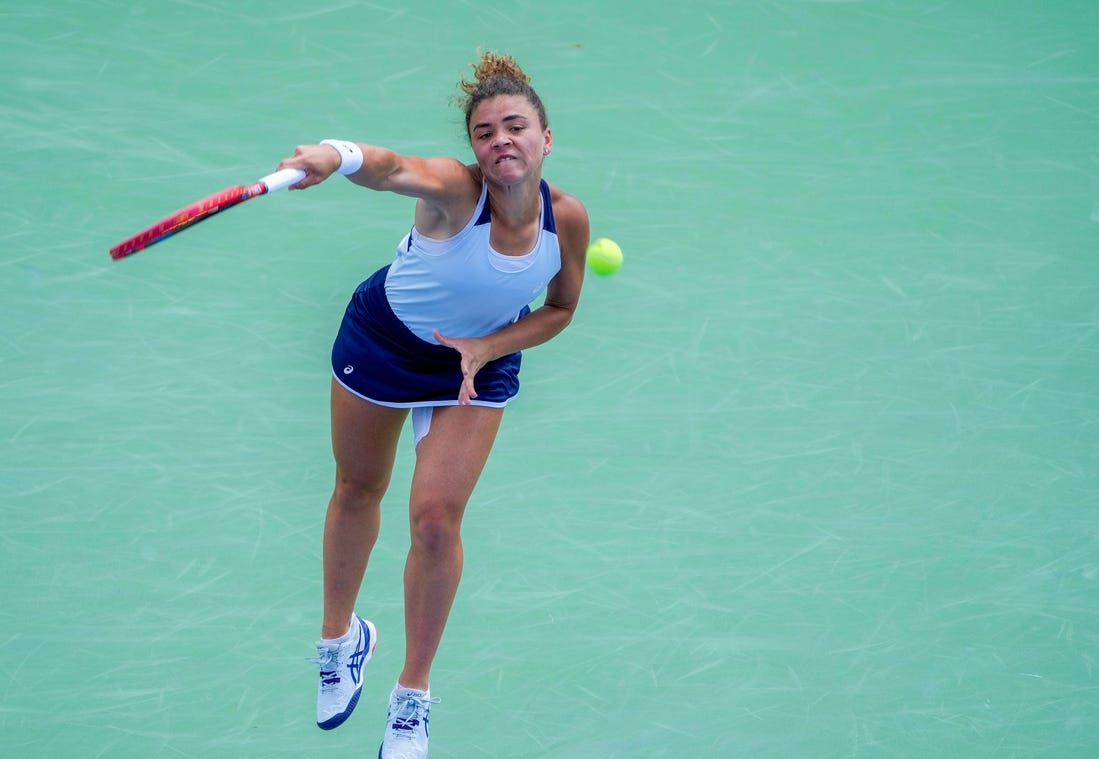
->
[455,51,548,136]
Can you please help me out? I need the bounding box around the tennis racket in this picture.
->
[109,167,306,260]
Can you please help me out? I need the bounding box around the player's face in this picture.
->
[468,95,551,185]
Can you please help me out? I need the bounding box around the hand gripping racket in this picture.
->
[109,168,306,260]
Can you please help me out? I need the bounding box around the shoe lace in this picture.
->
[308,646,344,691]
[388,693,441,739]
[308,646,339,670]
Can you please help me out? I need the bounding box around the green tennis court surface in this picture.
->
[4,2,1097,756]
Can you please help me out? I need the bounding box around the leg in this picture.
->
[322,378,408,638]
[398,404,503,690]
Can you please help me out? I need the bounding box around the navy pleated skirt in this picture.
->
[331,265,526,408]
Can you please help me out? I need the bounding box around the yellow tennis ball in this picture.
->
[586,237,623,276]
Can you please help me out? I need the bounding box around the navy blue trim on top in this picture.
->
[473,179,556,232]
[539,179,556,234]
[474,193,492,226]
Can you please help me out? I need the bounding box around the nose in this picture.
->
[492,132,511,148]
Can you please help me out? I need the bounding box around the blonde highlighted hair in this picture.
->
[455,51,547,136]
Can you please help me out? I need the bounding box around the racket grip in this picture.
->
[260,168,307,193]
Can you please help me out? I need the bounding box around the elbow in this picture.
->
[548,301,576,336]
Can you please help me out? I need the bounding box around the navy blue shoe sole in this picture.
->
[317,685,362,730]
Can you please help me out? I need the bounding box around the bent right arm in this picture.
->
[276,142,479,236]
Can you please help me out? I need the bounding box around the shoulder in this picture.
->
[545,182,590,253]
[412,161,483,237]
[422,158,481,200]
[546,182,587,219]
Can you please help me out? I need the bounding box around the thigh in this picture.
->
[330,377,409,489]
[410,405,504,511]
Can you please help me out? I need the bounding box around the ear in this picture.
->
[543,128,553,156]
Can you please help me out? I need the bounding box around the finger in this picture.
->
[432,329,454,349]
[460,379,477,405]
[276,160,317,190]
[288,171,312,190]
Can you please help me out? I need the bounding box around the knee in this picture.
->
[409,499,464,555]
[331,469,389,512]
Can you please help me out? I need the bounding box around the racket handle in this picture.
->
[260,168,306,193]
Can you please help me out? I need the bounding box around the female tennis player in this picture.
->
[277,52,589,758]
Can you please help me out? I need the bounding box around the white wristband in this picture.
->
[320,139,364,175]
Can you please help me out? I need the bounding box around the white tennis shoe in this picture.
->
[378,685,440,759]
[310,615,376,730]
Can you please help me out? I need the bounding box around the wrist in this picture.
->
[319,139,364,175]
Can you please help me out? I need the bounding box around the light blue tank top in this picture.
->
[384,180,562,344]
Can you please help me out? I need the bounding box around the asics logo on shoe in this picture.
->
[347,642,367,686]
